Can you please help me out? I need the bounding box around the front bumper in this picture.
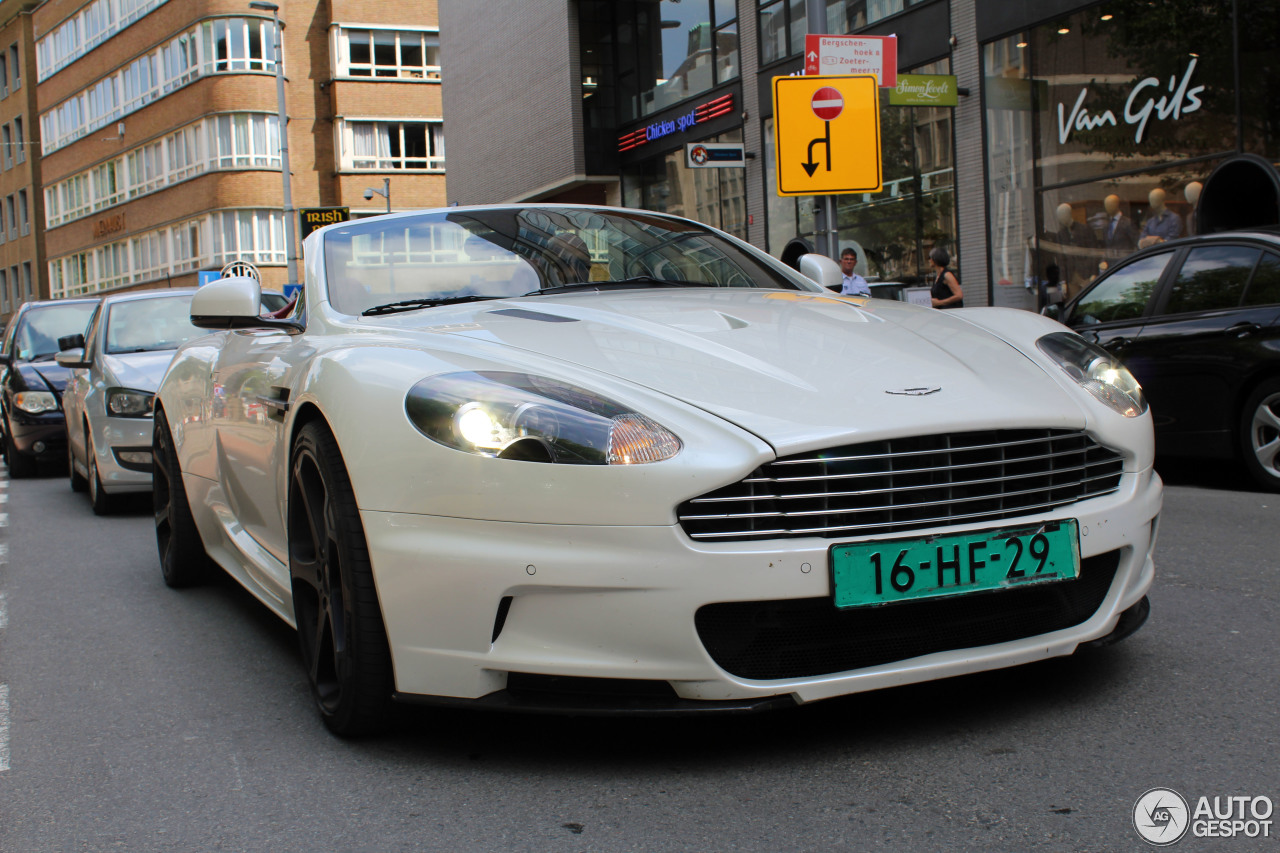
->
[91,415,154,494]
[8,413,67,459]
[364,467,1162,708]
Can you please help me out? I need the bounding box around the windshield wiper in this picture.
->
[523,276,718,297]
[362,295,502,316]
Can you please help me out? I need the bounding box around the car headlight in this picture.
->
[1036,332,1147,417]
[106,387,155,418]
[14,391,59,414]
[405,371,682,464]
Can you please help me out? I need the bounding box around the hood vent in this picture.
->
[488,308,578,323]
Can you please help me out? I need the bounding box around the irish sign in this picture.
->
[773,74,882,196]
[804,35,897,87]
[299,207,350,239]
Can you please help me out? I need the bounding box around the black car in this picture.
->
[1046,228,1280,490]
[0,298,101,477]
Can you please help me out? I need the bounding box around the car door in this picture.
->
[1064,249,1176,364]
[209,324,302,588]
[1121,244,1280,453]
[63,305,102,470]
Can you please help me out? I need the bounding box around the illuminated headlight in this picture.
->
[106,388,155,418]
[405,371,682,464]
[1037,332,1147,418]
[14,391,58,414]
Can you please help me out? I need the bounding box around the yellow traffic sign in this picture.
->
[773,74,882,196]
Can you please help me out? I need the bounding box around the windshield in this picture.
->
[14,302,98,362]
[105,295,202,354]
[323,207,812,316]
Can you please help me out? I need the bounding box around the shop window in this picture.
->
[618,0,739,121]
[621,129,745,240]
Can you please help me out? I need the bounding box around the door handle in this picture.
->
[1101,336,1130,350]
[1226,322,1260,338]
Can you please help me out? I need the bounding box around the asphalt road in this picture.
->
[0,458,1276,852]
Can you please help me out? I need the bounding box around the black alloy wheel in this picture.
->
[153,406,212,587]
[1241,378,1280,492]
[288,421,393,736]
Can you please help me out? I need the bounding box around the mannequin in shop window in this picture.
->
[1138,188,1183,248]
[1184,181,1203,237]
[1100,194,1138,256]
[1051,202,1098,300]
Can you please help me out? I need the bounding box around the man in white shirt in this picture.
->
[839,248,871,296]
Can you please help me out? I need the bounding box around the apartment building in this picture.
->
[0,0,40,324]
[33,0,444,301]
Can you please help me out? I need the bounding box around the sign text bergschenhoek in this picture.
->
[1057,58,1205,145]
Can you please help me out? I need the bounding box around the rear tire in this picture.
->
[153,406,212,587]
[1240,378,1280,492]
[288,421,393,736]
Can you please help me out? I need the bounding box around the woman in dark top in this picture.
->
[929,247,964,308]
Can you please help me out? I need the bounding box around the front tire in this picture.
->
[153,406,212,587]
[87,432,116,515]
[5,429,35,478]
[288,421,393,736]
[1240,378,1280,492]
[69,439,87,492]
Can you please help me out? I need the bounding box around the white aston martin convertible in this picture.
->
[154,205,1162,735]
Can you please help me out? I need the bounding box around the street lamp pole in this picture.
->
[250,1,299,287]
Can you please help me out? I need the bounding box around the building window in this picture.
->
[336,27,441,80]
[38,0,168,81]
[91,161,124,210]
[342,120,445,170]
[126,140,165,197]
[39,16,278,155]
[211,209,285,266]
[168,123,203,180]
[21,262,31,300]
[18,189,28,236]
[132,230,168,282]
[617,0,740,121]
[0,52,7,98]
[5,195,14,238]
[0,269,7,312]
[1,125,10,169]
[96,241,130,289]
[9,45,18,88]
[211,113,280,168]
[13,116,22,163]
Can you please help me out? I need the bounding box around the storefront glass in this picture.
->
[982,0,1280,311]
[765,59,955,285]
[616,0,740,122]
[621,129,748,239]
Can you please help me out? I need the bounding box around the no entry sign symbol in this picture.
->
[811,87,844,120]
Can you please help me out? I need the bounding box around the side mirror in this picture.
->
[797,253,844,291]
[192,276,303,333]
[55,348,91,369]
[58,333,85,351]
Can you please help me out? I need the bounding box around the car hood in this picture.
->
[365,290,1088,451]
[17,361,70,393]
[100,350,177,393]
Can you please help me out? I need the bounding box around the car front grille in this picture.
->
[695,550,1120,680]
[677,429,1125,542]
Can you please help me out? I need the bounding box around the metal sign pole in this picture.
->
[805,0,839,260]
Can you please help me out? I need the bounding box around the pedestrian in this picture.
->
[838,248,871,296]
[929,247,964,308]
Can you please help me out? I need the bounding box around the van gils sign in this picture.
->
[1057,58,1205,145]
[618,94,735,153]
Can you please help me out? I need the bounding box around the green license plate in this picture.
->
[830,520,1080,610]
